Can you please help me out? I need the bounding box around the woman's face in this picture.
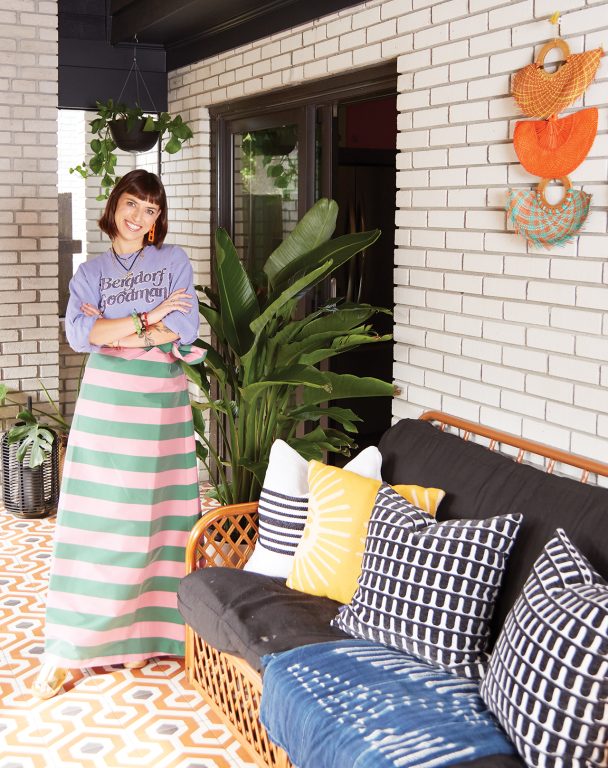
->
[113,192,161,251]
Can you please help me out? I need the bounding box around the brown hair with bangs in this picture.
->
[98,169,168,247]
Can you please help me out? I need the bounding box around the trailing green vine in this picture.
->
[70,99,194,200]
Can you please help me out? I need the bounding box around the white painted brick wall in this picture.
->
[165,0,608,475]
[0,0,59,436]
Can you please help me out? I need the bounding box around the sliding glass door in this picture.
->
[217,108,315,277]
[211,64,397,453]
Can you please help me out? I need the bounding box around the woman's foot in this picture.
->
[124,660,147,669]
[31,663,68,699]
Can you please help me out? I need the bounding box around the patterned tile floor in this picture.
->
[0,509,257,768]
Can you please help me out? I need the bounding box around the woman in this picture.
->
[32,169,205,699]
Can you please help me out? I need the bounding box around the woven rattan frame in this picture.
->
[184,502,292,768]
[183,412,608,768]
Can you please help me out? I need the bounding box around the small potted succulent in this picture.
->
[70,99,194,200]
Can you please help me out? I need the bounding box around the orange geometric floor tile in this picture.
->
[0,510,257,768]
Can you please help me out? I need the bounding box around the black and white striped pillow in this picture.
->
[244,440,382,578]
[480,528,608,768]
[333,484,522,679]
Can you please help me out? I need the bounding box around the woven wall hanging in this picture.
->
[512,38,603,118]
[513,108,598,177]
[507,177,591,249]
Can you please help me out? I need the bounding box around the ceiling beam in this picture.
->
[109,0,364,70]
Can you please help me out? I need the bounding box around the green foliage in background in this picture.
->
[182,198,395,505]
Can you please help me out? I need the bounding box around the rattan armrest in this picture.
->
[185,501,259,574]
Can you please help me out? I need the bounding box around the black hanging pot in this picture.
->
[109,118,159,153]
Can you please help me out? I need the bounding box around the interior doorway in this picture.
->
[212,63,397,455]
[324,95,397,455]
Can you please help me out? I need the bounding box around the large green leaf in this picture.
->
[286,405,362,432]
[302,372,395,406]
[250,263,329,337]
[275,329,357,368]
[7,412,55,468]
[190,341,230,386]
[296,305,389,339]
[288,426,356,458]
[264,198,337,288]
[300,333,392,366]
[240,365,331,402]
[215,228,259,356]
[268,230,381,298]
[198,300,223,339]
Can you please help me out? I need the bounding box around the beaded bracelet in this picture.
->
[131,311,144,337]
[140,311,149,332]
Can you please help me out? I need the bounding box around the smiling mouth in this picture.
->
[124,220,142,232]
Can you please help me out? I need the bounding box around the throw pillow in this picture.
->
[286,468,444,605]
[480,528,608,768]
[333,484,522,679]
[393,483,445,516]
[244,442,382,578]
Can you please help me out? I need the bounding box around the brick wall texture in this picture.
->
[167,0,608,466]
[0,0,59,428]
[1,0,607,479]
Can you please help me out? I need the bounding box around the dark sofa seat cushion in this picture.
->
[379,418,608,639]
[177,567,348,672]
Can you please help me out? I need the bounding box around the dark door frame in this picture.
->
[210,61,397,240]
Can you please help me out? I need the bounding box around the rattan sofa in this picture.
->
[179,410,608,768]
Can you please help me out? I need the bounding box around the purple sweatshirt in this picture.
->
[65,244,199,353]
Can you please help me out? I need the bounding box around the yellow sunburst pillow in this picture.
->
[286,460,445,604]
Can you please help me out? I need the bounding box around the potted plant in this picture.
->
[0,382,70,518]
[70,99,194,200]
[181,198,396,506]
[241,126,298,200]
[0,382,70,468]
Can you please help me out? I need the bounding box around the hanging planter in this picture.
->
[109,116,160,153]
[70,99,194,200]
[70,41,194,198]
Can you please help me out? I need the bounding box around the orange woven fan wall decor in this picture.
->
[512,39,603,118]
[513,108,598,177]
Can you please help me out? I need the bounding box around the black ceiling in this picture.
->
[59,0,363,110]
[110,0,364,71]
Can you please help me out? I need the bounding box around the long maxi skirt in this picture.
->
[43,343,205,668]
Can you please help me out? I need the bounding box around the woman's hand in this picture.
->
[81,303,102,317]
[148,288,192,325]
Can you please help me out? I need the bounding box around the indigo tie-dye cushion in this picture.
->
[260,639,519,768]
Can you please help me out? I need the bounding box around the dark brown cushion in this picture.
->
[378,418,608,640]
[177,567,348,672]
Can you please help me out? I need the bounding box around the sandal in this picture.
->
[31,663,68,700]
[124,660,147,669]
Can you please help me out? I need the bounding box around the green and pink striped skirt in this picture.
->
[44,343,205,668]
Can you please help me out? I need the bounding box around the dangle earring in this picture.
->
[147,222,156,244]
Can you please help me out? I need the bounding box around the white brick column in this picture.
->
[0,0,59,432]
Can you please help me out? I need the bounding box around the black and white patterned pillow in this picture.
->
[333,484,522,679]
[480,528,608,768]
[244,440,382,578]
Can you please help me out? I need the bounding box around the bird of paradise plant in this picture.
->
[182,198,396,505]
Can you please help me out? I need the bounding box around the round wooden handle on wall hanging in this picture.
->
[536,176,572,210]
[535,38,571,71]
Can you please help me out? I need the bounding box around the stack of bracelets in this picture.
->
[131,311,149,338]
